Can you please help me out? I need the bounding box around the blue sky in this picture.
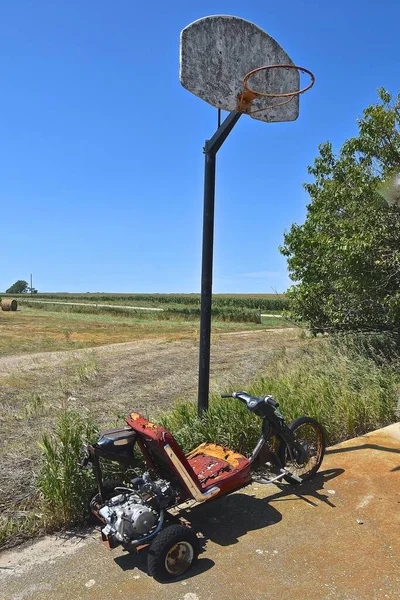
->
[1,0,399,293]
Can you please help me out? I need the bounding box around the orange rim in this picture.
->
[243,64,315,98]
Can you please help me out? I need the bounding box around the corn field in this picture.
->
[10,292,288,312]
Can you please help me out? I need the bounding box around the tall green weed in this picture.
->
[160,338,399,452]
[37,410,98,526]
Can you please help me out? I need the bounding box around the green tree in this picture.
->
[280,89,400,333]
[6,280,29,294]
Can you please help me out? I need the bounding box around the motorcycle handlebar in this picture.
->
[221,392,247,401]
[221,391,279,418]
[221,391,278,414]
[222,391,254,410]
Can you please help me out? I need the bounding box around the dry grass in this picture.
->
[0,302,296,550]
[0,326,301,547]
[3,332,398,550]
[0,309,193,356]
[0,308,288,358]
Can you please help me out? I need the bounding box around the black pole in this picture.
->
[198,111,241,416]
[198,150,216,416]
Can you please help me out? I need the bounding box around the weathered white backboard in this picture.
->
[180,15,300,122]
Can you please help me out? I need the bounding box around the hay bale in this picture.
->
[1,299,17,311]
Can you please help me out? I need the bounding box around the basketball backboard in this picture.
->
[180,15,300,123]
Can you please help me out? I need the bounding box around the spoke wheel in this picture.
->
[278,416,325,484]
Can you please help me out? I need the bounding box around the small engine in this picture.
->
[98,474,174,544]
[99,492,157,543]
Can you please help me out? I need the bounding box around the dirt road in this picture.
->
[1,424,399,600]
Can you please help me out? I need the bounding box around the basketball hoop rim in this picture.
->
[243,64,315,98]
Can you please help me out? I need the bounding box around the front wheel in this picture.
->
[147,524,200,582]
[278,416,325,484]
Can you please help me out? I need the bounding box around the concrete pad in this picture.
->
[1,424,399,600]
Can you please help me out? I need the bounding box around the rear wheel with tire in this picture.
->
[278,416,325,484]
[147,524,200,582]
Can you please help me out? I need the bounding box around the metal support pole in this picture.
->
[198,111,241,416]
[198,151,216,416]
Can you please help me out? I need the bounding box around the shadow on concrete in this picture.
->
[113,467,343,580]
[113,492,281,579]
[266,468,344,509]
[326,443,400,456]
[184,468,344,546]
[114,550,215,582]
[185,492,282,546]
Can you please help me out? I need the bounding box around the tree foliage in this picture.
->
[6,280,29,294]
[280,89,400,333]
[5,280,37,294]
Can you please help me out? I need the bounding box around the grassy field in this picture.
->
[0,321,300,548]
[9,291,286,302]
[2,292,288,312]
[0,292,290,332]
[3,293,397,551]
[1,332,398,549]
[0,306,289,357]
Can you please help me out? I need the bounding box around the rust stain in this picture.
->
[187,442,244,468]
[127,413,161,434]
[139,420,160,433]
[186,442,251,486]
[124,414,252,495]
[188,453,229,484]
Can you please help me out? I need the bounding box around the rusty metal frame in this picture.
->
[164,444,221,502]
